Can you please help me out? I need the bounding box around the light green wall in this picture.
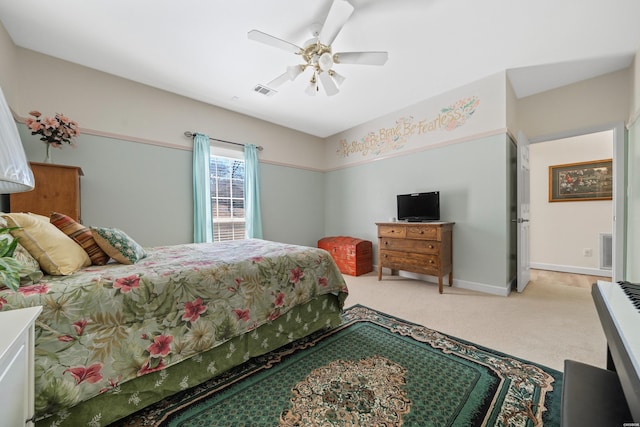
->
[16,124,326,248]
[18,125,193,247]
[259,163,325,248]
[325,134,513,294]
[10,119,517,294]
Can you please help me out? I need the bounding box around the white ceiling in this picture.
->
[1,0,639,138]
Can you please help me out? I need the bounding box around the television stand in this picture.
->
[376,222,454,293]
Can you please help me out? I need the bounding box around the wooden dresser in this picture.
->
[9,162,83,222]
[376,222,454,293]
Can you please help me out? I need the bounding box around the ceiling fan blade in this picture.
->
[318,71,339,96]
[333,51,388,65]
[248,30,302,54]
[318,0,355,46]
[287,64,305,81]
[266,64,306,88]
[267,72,290,88]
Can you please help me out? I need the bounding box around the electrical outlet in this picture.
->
[583,248,593,257]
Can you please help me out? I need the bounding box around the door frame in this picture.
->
[516,131,531,292]
[528,122,625,282]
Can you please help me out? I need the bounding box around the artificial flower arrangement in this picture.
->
[25,110,79,147]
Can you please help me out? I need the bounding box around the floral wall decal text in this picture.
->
[336,96,480,158]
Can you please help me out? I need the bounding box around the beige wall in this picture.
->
[0,20,16,103]
[0,19,327,172]
[10,47,326,171]
[505,74,518,135]
[323,72,507,171]
[516,69,630,140]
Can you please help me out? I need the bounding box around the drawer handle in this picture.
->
[419,231,424,234]
[384,241,389,245]
[429,260,434,264]
[428,245,434,249]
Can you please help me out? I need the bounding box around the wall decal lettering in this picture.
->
[336,96,480,158]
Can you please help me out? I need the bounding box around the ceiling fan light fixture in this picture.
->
[318,71,339,96]
[247,0,388,97]
[305,74,318,96]
[318,52,334,71]
[330,70,346,86]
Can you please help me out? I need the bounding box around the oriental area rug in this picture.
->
[116,305,562,427]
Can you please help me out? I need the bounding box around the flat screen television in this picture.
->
[397,191,440,222]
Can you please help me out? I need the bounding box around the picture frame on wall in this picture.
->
[549,159,613,202]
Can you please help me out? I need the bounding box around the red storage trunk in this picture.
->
[318,236,373,276]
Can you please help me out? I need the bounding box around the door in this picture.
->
[612,123,624,282]
[516,131,531,292]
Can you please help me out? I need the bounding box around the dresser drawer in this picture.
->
[406,225,439,240]
[378,225,407,239]
[379,250,440,272]
[379,238,440,254]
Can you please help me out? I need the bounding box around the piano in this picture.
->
[592,280,640,421]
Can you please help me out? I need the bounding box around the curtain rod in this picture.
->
[184,131,263,151]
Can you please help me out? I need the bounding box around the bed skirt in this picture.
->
[37,293,345,426]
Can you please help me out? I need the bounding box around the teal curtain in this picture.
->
[193,133,213,243]
[244,144,263,239]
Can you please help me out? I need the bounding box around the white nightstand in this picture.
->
[0,306,42,426]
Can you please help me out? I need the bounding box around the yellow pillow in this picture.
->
[2,213,91,275]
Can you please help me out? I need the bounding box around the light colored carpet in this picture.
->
[342,269,608,372]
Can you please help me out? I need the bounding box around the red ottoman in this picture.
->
[318,236,373,276]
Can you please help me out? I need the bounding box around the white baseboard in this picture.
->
[377,267,511,297]
[530,262,612,278]
[452,277,511,296]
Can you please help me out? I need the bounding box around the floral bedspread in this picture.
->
[0,239,348,418]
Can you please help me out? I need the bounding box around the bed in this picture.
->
[0,235,348,426]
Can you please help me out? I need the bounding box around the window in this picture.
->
[210,155,245,241]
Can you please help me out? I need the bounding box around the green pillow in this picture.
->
[90,226,147,265]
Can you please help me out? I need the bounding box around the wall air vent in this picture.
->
[253,84,277,96]
[600,233,612,270]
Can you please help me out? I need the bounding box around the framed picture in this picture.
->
[549,159,613,202]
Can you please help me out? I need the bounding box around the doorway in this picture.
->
[527,124,624,282]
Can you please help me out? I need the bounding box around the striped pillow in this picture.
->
[50,212,109,266]
[5,213,90,275]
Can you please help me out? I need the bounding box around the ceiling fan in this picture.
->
[248,0,388,96]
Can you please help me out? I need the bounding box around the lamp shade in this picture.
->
[0,86,34,194]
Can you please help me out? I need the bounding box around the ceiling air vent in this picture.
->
[253,84,277,96]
